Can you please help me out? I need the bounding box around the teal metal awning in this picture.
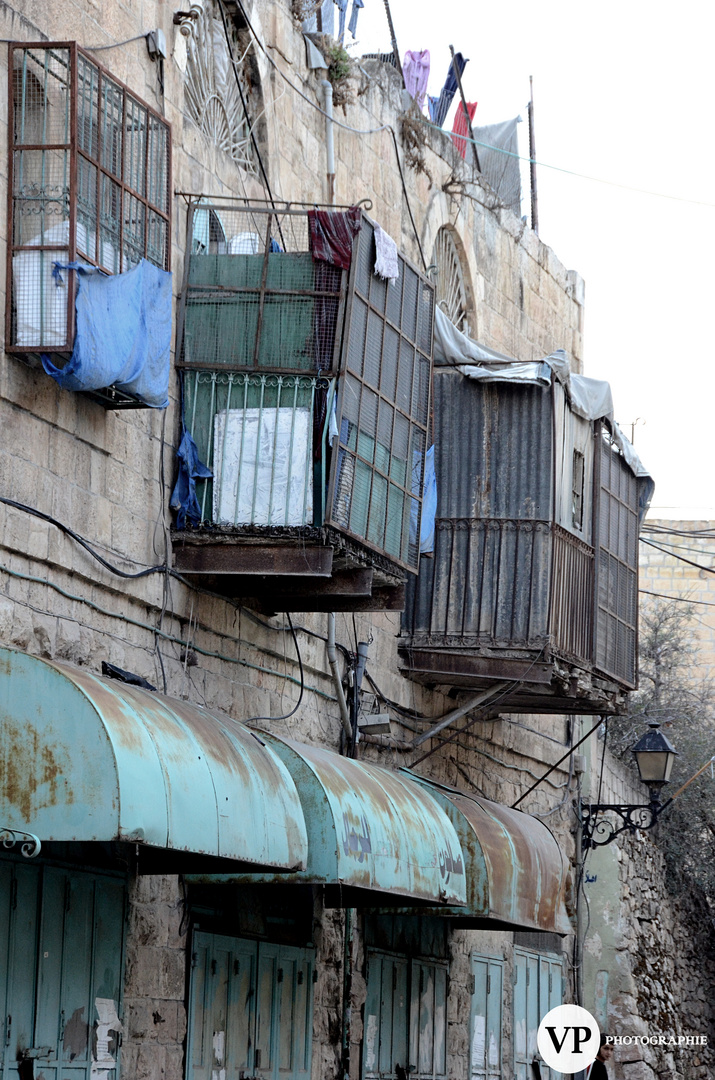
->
[0,648,308,871]
[405,776,570,934]
[189,736,467,906]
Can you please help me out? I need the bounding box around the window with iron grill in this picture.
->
[8,42,171,355]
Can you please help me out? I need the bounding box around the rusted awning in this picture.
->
[190,736,467,905]
[406,776,570,934]
[0,648,308,872]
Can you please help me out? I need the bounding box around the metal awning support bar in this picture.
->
[411,682,511,749]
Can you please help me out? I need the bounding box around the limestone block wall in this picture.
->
[0,2,592,1079]
[639,520,715,674]
[582,742,715,1080]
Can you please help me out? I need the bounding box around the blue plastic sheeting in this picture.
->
[42,259,172,407]
[170,429,213,528]
[420,446,437,554]
[410,445,437,555]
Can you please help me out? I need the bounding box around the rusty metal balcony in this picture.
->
[172,201,434,612]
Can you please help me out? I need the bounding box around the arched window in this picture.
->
[185,0,257,173]
[431,227,470,334]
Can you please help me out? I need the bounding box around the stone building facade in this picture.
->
[0,3,676,1080]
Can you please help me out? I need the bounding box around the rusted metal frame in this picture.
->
[186,284,342,298]
[251,212,273,367]
[174,201,196,369]
[174,195,369,213]
[6,44,17,353]
[176,361,330,377]
[411,682,511,749]
[324,218,432,574]
[173,542,333,576]
[67,43,78,347]
[73,46,171,273]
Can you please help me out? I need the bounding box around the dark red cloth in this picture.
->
[451,100,477,159]
[308,207,362,270]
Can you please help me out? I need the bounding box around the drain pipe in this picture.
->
[319,79,336,205]
[328,613,352,740]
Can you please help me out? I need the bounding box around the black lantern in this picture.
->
[632,721,678,798]
[581,720,678,849]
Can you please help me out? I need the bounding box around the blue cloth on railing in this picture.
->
[170,429,213,529]
[41,259,172,408]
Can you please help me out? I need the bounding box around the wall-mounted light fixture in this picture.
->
[581,721,678,849]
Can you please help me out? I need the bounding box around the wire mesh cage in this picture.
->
[8,42,171,357]
[182,203,344,372]
[177,203,434,574]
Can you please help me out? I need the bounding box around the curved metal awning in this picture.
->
[406,776,570,934]
[0,648,308,871]
[192,736,467,905]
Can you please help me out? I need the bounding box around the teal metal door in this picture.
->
[513,951,563,1080]
[363,953,447,1080]
[187,933,314,1080]
[0,859,127,1080]
[470,955,503,1080]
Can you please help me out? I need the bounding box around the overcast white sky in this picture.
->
[349,0,715,519]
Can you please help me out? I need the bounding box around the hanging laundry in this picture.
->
[308,207,362,270]
[170,429,213,529]
[431,52,468,127]
[427,95,439,123]
[402,50,430,110]
[334,0,348,42]
[373,225,399,281]
[451,100,477,159]
[348,0,364,39]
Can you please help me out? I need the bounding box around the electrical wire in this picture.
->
[640,536,715,575]
[82,34,149,51]
[640,589,715,608]
[428,119,715,210]
[0,496,169,579]
[243,613,306,723]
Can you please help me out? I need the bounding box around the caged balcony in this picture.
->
[399,317,654,714]
[6,43,171,407]
[171,201,434,611]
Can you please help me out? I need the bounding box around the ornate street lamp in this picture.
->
[581,721,678,849]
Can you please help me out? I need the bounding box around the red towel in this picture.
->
[451,101,477,159]
[308,207,362,270]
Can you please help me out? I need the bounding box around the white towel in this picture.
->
[374,225,399,281]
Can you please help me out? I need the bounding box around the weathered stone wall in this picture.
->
[0,1,590,1078]
[582,740,715,1080]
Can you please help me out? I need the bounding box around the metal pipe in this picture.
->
[528,75,538,234]
[319,80,336,205]
[411,682,510,749]
[327,613,352,739]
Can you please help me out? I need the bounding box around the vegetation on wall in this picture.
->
[610,598,715,900]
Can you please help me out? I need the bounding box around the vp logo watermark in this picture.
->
[537,1005,600,1073]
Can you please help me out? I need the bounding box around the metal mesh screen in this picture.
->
[8,43,171,353]
[329,218,434,571]
[594,427,639,687]
[182,205,344,372]
[183,369,334,527]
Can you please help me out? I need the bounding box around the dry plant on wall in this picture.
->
[291,0,322,27]
[609,598,715,902]
[400,108,432,181]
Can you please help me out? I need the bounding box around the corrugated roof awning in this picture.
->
[0,648,308,872]
[189,736,467,906]
[405,776,570,934]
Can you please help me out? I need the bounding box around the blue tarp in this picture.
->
[42,259,172,408]
[410,445,437,555]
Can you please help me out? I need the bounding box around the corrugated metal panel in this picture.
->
[404,372,553,650]
[403,779,570,935]
[198,737,467,905]
[0,648,307,870]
